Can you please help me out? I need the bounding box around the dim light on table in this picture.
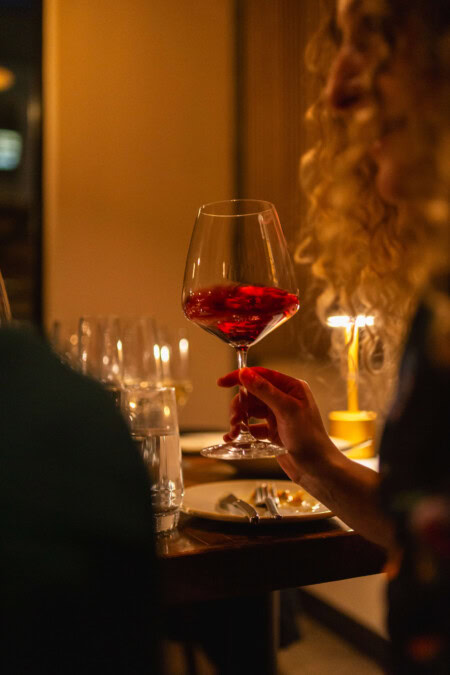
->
[327,314,377,459]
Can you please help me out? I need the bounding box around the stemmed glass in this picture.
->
[182,199,299,459]
[0,269,12,325]
[158,326,193,408]
[121,317,162,388]
[78,316,123,406]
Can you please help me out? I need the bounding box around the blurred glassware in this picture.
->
[50,319,80,368]
[0,269,12,325]
[121,317,162,388]
[158,326,193,408]
[79,315,122,407]
[121,385,184,534]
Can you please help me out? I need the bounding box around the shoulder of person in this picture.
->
[0,323,130,441]
[422,273,450,371]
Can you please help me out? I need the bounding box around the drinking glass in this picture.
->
[121,317,162,388]
[50,319,80,368]
[158,325,193,408]
[0,269,12,325]
[182,199,299,459]
[78,316,123,406]
[121,385,184,534]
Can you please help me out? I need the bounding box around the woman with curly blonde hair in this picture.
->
[219,0,449,671]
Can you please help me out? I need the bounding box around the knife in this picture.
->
[219,493,260,524]
[264,494,282,519]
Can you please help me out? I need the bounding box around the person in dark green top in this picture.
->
[0,324,162,673]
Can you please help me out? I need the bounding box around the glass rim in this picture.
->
[199,198,276,218]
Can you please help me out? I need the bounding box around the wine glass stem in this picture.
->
[236,347,251,438]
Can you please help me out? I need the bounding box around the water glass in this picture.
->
[121,385,184,534]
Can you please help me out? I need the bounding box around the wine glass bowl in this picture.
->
[158,326,193,408]
[78,316,123,406]
[182,199,299,460]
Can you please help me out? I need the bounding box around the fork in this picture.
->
[255,483,282,519]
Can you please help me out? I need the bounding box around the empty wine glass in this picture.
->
[121,317,162,388]
[182,199,299,459]
[78,316,122,406]
[158,325,193,408]
[50,319,80,368]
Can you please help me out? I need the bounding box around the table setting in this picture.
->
[48,198,378,543]
[182,478,333,524]
[49,314,190,535]
[38,198,385,620]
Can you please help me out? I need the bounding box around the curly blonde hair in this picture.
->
[297,0,450,409]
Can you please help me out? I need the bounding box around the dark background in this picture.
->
[0,0,42,325]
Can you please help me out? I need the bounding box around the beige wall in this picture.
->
[43,0,235,428]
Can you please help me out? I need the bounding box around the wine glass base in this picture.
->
[200,440,287,460]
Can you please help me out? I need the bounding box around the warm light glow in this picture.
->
[153,344,160,360]
[179,338,189,354]
[164,405,171,417]
[326,314,374,328]
[161,345,170,363]
[0,67,15,91]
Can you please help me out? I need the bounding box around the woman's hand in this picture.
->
[217,366,339,484]
[218,366,392,548]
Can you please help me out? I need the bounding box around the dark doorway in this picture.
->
[0,0,42,325]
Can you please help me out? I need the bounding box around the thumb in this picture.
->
[239,368,296,416]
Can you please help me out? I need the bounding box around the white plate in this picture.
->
[181,479,333,523]
[181,432,349,455]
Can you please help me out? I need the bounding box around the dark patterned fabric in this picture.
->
[379,291,450,673]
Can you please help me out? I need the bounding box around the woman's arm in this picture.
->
[218,366,395,550]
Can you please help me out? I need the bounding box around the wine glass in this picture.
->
[182,199,299,459]
[78,316,123,407]
[0,269,12,325]
[121,316,162,388]
[50,319,80,368]
[158,325,193,408]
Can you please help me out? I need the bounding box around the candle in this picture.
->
[326,313,377,458]
[345,324,359,412]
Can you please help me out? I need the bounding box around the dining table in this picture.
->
[156,438,387,674]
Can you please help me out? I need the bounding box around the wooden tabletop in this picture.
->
[156,454,386,605]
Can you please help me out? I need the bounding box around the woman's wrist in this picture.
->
[286,434,344,498]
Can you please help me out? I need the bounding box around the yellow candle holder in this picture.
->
[328,409,377,458]
[327,314,377,459]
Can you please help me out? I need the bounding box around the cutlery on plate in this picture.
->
[255,484,282,519]
[218,493,260,524]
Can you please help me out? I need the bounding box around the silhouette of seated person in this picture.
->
[0,324,162,674]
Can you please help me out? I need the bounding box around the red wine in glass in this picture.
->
[182,199,300,460]
[183,283,299,348]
